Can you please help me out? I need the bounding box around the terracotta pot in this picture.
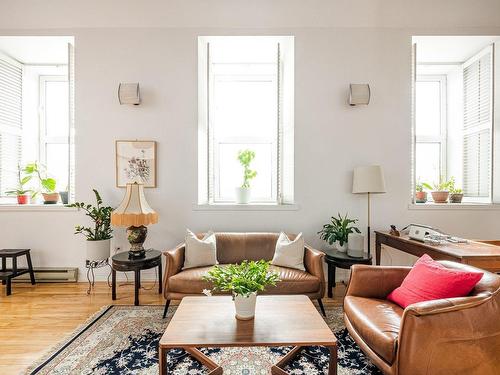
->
[415,191,427,203]
[17,195,29,204]
[42,192,60,203]
[431,191,449,203]
[449,193,464,203]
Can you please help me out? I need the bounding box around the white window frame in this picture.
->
[197,36,294,206]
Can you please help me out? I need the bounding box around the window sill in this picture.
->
[0,204,78,212]
[408,203,500,210]
[193,203,300,211]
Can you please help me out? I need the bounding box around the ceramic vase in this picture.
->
[235,187,251,204]
[336,241,348,253]
[234,292,257,320]
[86,239,110,261]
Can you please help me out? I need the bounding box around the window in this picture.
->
[412,36,498,204]
[0,36,74,204]
[198,36,294,205]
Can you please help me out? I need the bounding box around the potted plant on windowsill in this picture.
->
[430,178,452,204]
[415,181,432,203]
[5,164,35,204]
[318,213,361,252]
[448,178,463,203]
[235,149,257,204]
[24,162,59,204]
[69,189,113,262]
[202,260,280,320]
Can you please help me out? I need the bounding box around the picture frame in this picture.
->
[115,140,157,188]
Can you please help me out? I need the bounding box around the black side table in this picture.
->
[0,249,36,296]
[111,249,162,306]
[322,249,372,298]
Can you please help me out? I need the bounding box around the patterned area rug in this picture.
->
[27,304,382,375]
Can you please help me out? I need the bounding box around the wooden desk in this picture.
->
[375,231,500,273]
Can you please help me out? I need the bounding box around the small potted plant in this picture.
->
[202,260,280,320]
[5,165,35,204]
[235,149,257,204]
[24,162,59,204]
[69,189,113,261]
[430,178,452,204]
[318,213,361,252]
[448,178,463,203]
[415,180,432,203]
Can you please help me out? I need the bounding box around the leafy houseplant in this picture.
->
[431,177,454,203]
[235,149,257,204]
[69,189,113,261]
[415,181,432,203]
[24,162,59,204]
[202,260,280,320]
[448,177,464,203]
[318,213,361,252]
[6,165,35,204]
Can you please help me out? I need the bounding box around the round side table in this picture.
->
[111,249,162,306]
[323,249,372,298]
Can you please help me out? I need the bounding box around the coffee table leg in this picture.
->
[159,346,167,375]
[328,344,337,375]
[111,269,116,300]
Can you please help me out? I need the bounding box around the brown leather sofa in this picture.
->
[162,232,325,318]
[344,262,500,375]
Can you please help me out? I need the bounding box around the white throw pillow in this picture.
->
[183,229,218,270]
[271,232,305,271]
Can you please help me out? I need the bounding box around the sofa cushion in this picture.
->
[168,264,320,295]
[344,295,403,364]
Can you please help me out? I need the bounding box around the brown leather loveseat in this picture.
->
[162,232,325,318]
[344,262,500,375]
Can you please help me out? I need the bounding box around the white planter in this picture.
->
[86,239,111,261]
[347,233,365,258]
[235,187,251,204]
[336,241,348,253]
[234,292,257,320]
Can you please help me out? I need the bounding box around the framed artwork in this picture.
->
[115,140,157,187]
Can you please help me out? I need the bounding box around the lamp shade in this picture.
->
[352,165,386,194]
[111,182,158,227]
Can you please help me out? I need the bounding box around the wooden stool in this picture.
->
[0,249,36,296]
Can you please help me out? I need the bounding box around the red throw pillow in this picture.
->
[387,254,483,308]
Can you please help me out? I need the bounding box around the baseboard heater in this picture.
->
[12,267,78,283]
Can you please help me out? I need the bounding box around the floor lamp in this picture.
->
[352,166,386,256]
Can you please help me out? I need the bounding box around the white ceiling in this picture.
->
[414,36,500,63]
[0,36,73,64]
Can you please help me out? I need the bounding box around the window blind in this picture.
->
[463,48,492,198]
[0,55,22,196]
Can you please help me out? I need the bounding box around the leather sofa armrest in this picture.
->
[162,243,185,290]
[304,245,325,280]
[345,265,411,299]
[405,293,491,316]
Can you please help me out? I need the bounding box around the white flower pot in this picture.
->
[86,239,110,261]
[336,241,348,253]
[347,233,364,258]
[234,292,257,320]
[235,187,251,204]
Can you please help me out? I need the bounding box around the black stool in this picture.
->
[0,249,36,295]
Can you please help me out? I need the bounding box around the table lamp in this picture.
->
[352,165,386,256]
[111,182,158,258]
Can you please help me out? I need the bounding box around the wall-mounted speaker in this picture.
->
[349,84,371,106]
[118,83,141,105]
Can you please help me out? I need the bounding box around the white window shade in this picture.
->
[0,54,22,196]
[463,47,493,199]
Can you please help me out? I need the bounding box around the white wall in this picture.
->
[1,0,500,282]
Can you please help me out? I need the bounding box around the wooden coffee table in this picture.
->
[159,295,337,375]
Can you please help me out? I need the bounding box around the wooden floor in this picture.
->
[0,281,345,374]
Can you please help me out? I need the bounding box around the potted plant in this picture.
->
[235,149,257,204]
[448,178,464,203]
[202,260,280,320]
[318,213,361,252]
[415,180,432,203]
[5,165,35,204]
[430,178,452,204]
[69,189,113,261]
[24,162,59,204]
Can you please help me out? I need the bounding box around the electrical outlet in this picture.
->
[114,246,121,254]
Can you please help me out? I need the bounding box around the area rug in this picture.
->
[27,304,382,375]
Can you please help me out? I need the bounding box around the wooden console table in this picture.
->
[375,231,500,272]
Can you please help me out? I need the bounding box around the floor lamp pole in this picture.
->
[367,192,371,257]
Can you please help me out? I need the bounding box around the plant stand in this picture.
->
[85,259,111,295]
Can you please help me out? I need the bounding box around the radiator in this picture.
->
[12,267,78,283]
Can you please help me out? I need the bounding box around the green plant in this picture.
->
[318,213,361,246]
[24,162,56,193]
[416,180,432,192]
[5,164,35,197]
[68,189,113,241]
[237,149,257,188]
[432,177,454,191]
[202,260,280,297]
[447,177,463,194]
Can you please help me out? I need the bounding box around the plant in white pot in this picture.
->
[318,213,361,252]
[69,190,113,262]
[235,149,257,204]
[202,260,280,320]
